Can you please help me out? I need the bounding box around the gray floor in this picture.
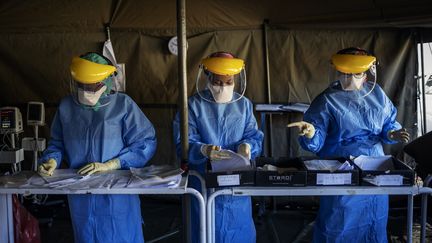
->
[29,195,432,243]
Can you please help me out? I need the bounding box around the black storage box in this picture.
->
[302,157,359,186]
[255,157,307,187]
[205,168,255,188]
[403,131,432,179]
[353,156,414,186]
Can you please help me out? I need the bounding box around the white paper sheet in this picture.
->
[316,173,352,185]
[304,160,352,172]
[363,175,403,186]
[129,165,183,188]
[217,174,240,186]
[210,150,251,172]
[353,155,394,170]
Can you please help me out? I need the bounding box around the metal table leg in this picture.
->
[0,194,14,243]
[421,193,428,243]
[186,188,206,243]
[189,170,207,203]
[407,194,414,243]
[207,189,231,243]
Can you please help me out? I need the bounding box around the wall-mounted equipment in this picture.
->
[0,107,23,134]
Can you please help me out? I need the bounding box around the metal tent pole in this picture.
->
[177,0,191,242]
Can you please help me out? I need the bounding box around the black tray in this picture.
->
[301,157,359,186]
[353,156,414,186]
[255,157,307,187]
[205,169,255,188]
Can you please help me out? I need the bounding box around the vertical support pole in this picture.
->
[34,126,39,171]
[420,32,427,133]
[177,0,190,242]
[263,20,273,157]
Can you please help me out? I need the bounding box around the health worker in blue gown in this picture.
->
[174,51,263,243]
[38,52,157,243]
[288,47,410,242]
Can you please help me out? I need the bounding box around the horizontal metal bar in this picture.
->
[231,186,419,196]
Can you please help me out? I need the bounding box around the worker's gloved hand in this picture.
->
[287,121,316,139]
[78,158,121,176]
[37,158,57,176]
[237,143,251,160]
[388,128,410,143]
[201,144,231,160]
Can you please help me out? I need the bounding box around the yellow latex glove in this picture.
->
[287,121,316,139]
[388,128,410,143]
[237,143,251,160]
[38,158,57,176]
[201,144,231,160]
[78,158,121,175]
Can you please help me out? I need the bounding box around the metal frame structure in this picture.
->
[206,186,419,243]
[419,175,432,243]
[0,173,206,243]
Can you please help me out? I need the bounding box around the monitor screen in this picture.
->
[28,103,42,121]
[0,109,15,129]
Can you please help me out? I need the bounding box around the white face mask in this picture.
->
[77,86,107,106]
[207,83,234,103]
[340,74,365,91]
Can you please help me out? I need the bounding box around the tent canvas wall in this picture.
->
[0,0,430,166]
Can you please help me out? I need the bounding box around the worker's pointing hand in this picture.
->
[287,121,316,139]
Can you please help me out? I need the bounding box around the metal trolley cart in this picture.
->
[207,186,419,243]
[0,170,207,243]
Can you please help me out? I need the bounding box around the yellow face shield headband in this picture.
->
[201,57,245,75]
[70,57,117,84]
[331,54,376,74]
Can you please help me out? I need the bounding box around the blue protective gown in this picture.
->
[299,81,401,243]
[39,93,157,243]
[173,91,263,243]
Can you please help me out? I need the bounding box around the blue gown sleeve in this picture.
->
[173,109,207,165]
[117,100,157,169]
[379,96,402,144]
[298,95,331,154]
[38,110,64,168]
[236,100,264,159]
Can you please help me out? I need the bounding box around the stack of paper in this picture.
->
[303,160,353,172]
[363,175,403,186]
[353,155,394,170]
[353,155,402,186]
[129,165,184,188]
[210,150,251,172]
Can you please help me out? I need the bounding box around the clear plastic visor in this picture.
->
[70,77,113,108]
[328,64,377,97]
[196,65,247,104]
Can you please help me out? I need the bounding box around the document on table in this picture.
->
[303,160,353,172]
[129,165,184,188]
[210,150,251,172]
[21,169,91,188]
